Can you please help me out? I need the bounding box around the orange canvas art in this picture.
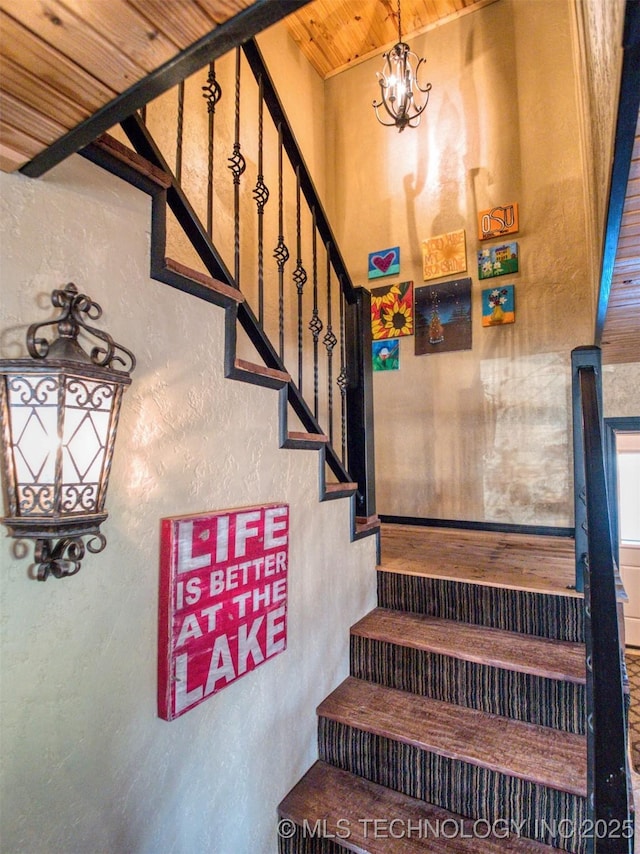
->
[421,229,467,281]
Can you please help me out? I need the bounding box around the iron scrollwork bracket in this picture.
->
[34,533,106,581]
[27,283,136,373]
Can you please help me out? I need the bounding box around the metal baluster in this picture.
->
[227,47,246,287]
[273,124,289,360]
[308,208,323,420]
[293,166,308,391]
[176,80,185,184]
[202,61,222,239]
[323,242,338,445]
[337,280,348,464]
[252,75,269,325]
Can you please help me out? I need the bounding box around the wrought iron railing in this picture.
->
[117,39,375,521]
[571,346,634,852]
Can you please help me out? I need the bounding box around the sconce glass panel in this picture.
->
[1,367,123,527]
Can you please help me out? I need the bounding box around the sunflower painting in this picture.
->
[370,280,414,340]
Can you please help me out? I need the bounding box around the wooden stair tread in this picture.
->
[93,133,172,187]
[279,761,555,853]
[318,678,587,797]
[234,358,290,383]
[379,525,581,598]
[355,515,381,534]
[352,608,586,683]
[165,257,244,304]
[288,431,329,443]
[325,482,358,493]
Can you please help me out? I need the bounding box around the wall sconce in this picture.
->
[0,284,135,581]
[373,0,432,132]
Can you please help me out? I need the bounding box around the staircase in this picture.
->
[278,527,589,853]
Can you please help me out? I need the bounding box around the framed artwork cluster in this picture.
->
[367,201,521,369]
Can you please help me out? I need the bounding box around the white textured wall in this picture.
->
[0,156,376,854]
[325,0,595,527]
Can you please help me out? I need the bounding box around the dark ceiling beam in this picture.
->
[20,0,312,179]
[595,0,640,344]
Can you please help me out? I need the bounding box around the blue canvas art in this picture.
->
[368,246,400,279]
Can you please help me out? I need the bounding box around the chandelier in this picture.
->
[373,0,432,132]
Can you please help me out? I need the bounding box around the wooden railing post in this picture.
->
[345,287,376,520]
[571,346,603,593]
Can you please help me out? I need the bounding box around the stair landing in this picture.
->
[380,524,580,597]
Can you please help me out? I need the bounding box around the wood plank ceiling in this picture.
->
[0,0,637,364]
[0,0,257,172]
[284,0,497,79]
[600,115,640,364]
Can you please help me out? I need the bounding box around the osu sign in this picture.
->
[158,503,289,720]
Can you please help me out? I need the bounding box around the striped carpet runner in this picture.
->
[279,563,587,853]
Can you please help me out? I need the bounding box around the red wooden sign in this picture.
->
[158,503,289,720]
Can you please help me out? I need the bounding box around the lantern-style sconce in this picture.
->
[0,284,135,581]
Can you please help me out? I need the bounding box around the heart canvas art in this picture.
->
[368,246,400,279]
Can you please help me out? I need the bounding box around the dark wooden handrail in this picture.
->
[571,346,633,852]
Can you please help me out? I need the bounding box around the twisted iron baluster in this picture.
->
[228,48,246,287]
[323,242,338,445]
[273,123,289,360]
[253,75,269,326]
[293,166,308,391]
[202,61,222,238]
[337,279,348,464]
[308,208,323,420]
[176,80,185,184]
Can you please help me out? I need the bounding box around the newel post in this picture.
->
[571,345,603,593]
[345,287,376,520]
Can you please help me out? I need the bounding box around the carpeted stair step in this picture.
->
[318,677,587,852]
[377,570,584,642]
[350,608,586,733]
[278,760,556,853]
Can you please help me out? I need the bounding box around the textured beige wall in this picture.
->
[325,0,595,526]
[570,0,625,283]
[0,156,376,853]
[604,362,640,418]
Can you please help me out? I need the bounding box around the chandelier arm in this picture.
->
[372,103,405,127]
[374,87,403,122]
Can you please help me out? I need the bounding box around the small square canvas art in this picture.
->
[372,339,399,371]
[478,203,519,240]
[478,242,519,279]
[371,280,413,340]
[422,229,466,281]
[415,278,472,355]
[482,285,515,326]
[368,246,400,279]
